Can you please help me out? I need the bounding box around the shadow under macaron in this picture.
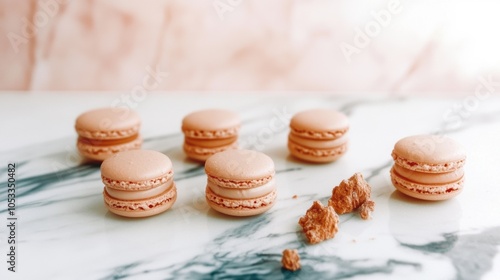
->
[79,156,104,166]
[388,190,462,246]
[83,194,109,217]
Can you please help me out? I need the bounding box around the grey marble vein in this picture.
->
[401,227,500,280]
[3,95,500,280]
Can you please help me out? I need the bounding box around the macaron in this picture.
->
[101,150,177,217]
[205,149,276,216]
[182,109,241,162]
[390,135,466,201]
[288,109,349,163]
[75,108,142,161]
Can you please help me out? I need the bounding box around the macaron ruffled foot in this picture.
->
[182,109,240,162]
[390,135,466,201]
[75,107,142,161]
[288,109,349,163]
[101,150,177,218]
[205,149,276,217]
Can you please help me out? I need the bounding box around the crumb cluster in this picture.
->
[281,249,301,271]
[359,199,375,220]
[297,172,375,245]
[298,201,339,244]
[328,173,371,215]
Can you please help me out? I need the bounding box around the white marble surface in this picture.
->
[1,93,500,280]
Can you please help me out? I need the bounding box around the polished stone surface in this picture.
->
[1,93,500,279]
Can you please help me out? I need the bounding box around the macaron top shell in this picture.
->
[76,108,141,139]
[392,135,466,172]
[290,109,349,139]
[205,149,274,183]
[182,109,240,138]
[101,150,173,190]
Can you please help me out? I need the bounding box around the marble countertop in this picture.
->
[1,93,500,280]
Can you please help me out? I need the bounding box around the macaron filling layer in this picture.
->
[206,187,277,209]
[208,178,276,199]
[102,170,174,191]
[78,134,140,146]
[392,152,465,173]
[104,184,177,211]
[392,164,464,185]
[105,179,174,200]
[289,133,348,149]
[183,141,238,156]
[185,136,237,148]
[77,137,142,155]
[391,169,463,194]
[207,174,274,189]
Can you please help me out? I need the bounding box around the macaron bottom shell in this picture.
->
[77,136,142,161]
[288,141,347,163]
[390,167,463,201]
[205,187,277,217]
[183,142,238,162]
[103,184,177,218]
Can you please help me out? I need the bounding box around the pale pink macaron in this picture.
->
[182,109,241,162]
[205,149,277,216]
[75,108,142,161]
[101,150,177,217]
[390,135,466,201]
[288,109,349,163]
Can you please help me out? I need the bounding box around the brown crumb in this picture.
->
[298,201,339,244]
[282,249,301,271]
[359,199,375,220]
[328,173,371,214]
[292,195,298,199]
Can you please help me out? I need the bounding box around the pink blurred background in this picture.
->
[1,0,500,94]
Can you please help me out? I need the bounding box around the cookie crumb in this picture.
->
[328,173,371,214]
[292,195,298,199]
[359,199,375,220]
[282,249,301,271]
[298,201,339,244]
